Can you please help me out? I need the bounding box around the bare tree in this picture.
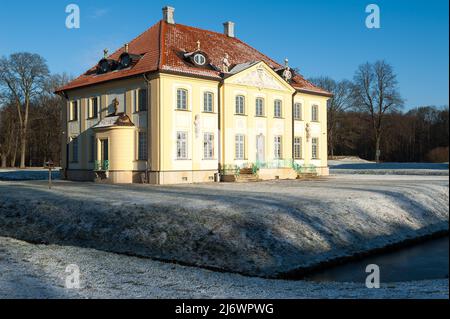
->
[0,102,19,167]
[0,53,49,168]
[351,60,403,162]
[308,77,352,158]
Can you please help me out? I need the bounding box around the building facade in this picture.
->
[56,7,331,185]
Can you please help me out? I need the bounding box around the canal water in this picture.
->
[306,236,449,283]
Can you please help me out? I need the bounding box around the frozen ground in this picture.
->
[0,236,447,299]
[0,175,448,278]
[329,161,448,176]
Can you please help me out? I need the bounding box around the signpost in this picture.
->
[44,160,54,189]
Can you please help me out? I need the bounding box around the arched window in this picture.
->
[274,99,282,118]
[203,92,214,112]
[312,104,319,121]
[176,89,188,110]
[235,95,245,115]
[294,103,302,120]
[255,97,264,116]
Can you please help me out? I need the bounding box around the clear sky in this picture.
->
[0,0,448,109]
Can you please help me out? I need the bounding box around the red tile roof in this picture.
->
[56,20,331,96]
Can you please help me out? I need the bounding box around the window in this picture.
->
[294,103,302,120]
[194,53,206,66]
[274,100,282,118]
[235,134,245,160]
[274,136,282,159]
[89,135,95,162]
[255,97,264,116]
[69,101,78,121]
[88,97,98,119]
[176,89,188,110]
[138,132,148,160]
[235,95,245,115]
[136,88,148,112]
[203,133,214,160]
[71,137,79,163]
[176,132,188,159]
[312,104,319,122]
[203,92,213,113]
[294,137,302,159]
[312,137,319,159]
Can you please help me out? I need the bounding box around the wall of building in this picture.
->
[221,62,296,170]
[60,69,329,184]
[61,77,150,180]
[156,73,220,184]
[293,92,329,173]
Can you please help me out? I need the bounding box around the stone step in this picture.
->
[236,174,259,183]
[239,168,254,175]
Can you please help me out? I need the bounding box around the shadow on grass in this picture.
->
[0,179,448,278]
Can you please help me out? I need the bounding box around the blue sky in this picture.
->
[0,0,448,109]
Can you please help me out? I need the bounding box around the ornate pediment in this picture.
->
[229,66,287,91]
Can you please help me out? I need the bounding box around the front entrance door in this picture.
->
[256,134,265,163]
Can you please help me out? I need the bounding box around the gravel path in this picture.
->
[1,236,448,299]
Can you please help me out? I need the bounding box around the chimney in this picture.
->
[223,21,235,38]
[162,6,175,24]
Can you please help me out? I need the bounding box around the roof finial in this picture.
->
[282,58,292,82]
[103,48,109,58]
[196,40,201,51]
[124,43,129,53]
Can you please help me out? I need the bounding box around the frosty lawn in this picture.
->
[1,236,447,299]
[0,175,448,278]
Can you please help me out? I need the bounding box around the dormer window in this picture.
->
[193,53,206,66]
[184,50,209,68]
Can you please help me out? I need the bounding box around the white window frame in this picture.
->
[294,137,302,159]
[235,134,245,160]
[274,100,282,118]
[312,104,319,122]
[203,132,214,160]
[235,95,245,115]
[294,103,302,121]
[274,136,282,159]
[176,131,188,159]
[312,137,319,159]
[203,91,214,113]
[255,97,264,116]
[176,89,188,110]
[194,53,206,65]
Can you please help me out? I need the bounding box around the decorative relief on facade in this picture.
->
[305,123,311,141]
[231,68,285,91]
[194,114,201,138]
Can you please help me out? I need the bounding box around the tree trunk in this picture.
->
[1,154,7,168]
[11,134,18,167]
[19,126,26,168]
[375,135,381,163]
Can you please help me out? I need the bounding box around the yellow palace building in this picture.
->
[55,6,332,185]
